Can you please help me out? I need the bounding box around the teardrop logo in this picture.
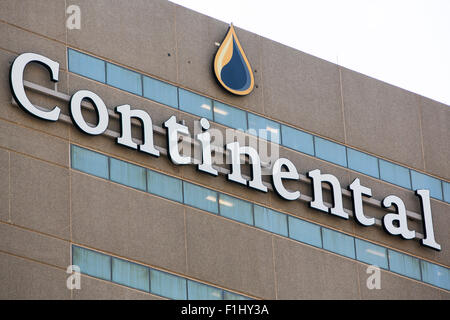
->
[214,24,255,96]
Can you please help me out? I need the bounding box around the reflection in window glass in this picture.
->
[213,101,247,131]
[355,239,388,269]
[147,170,183,203]
[68,49,105,83]
[379,160,411,189]
[420,260,449,290]
[150,269,187,300]
[223,291,251,300]
[388,250,421,280]
[347,148,379,178]
[110,158,146,191]
[179,89,213,120]
[443,181,450,204]
[143,76,178,109]
[281,125,314,156]
[71,145,109,179]
[322,228,355,259]
[410,171,443,200]
[112,258,149,292]
[288,216,322,248]
[72,246,111,281]
[106,63,142,95]
[187,280,222,300]
[219,194,253,225]
[253,206,288,237]
[314,137,347,167]
[247,113,280,144]
[183,182,218,214]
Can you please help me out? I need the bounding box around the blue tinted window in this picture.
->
[253,206,288,237]
[219,194,253,225]
[322,228,355,259]
[150,269,187,299]
[410,171,443,200]
[443,181,450,203]
[379,160,411,189]
[281,125,314,156]
[314,137,347,167]
[420,260,449,290]
[72,246,111,280]
[106,63,142,95]
[147,170,183,203]
[355,239,388,269]
[112,258,149,292]
[223,291,251,300]
[68,49,105,83]
[183,182,218,214]
[213,101,247,131]
[288,216,322,248]
[187,280,222,300]
[388,250,421,280]
[347,148,379,178]
[178,89,213,120]
[110,158,146,191]
[143,76,178,109]
[247,113,280,144]
[72,245,253,299]
[71,145,109,179]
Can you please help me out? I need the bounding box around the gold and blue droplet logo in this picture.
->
[214,24,254,96]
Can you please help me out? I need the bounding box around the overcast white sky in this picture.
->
[170,0,450,106]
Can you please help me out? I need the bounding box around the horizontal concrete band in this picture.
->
[16,80,426,240]
[0,219,255,299]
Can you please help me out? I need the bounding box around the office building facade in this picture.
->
[0,0,448,299]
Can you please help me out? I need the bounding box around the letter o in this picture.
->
[70,90,109,135]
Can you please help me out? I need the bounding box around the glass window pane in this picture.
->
[355,239,388,269]
[178,89,213,120]
[379,160,411,189]
[410,171,443,200]
[347,148,379,178]
[314,137,347,167]
[183,182,218,214]
[388,250,421,280]
[322,228,355,259]
[288,216,322,248]
[71,145,109,179]
[187,280,222,300]
[223,291,251,300]
[247,113,280,144]
[68,49,105,83]
[150,269,187,299]
[281,125,314,156]
[420,260,449,290]
[106,63,142,95]
[72,246,111,280]
[253,206,288,237]
[143,76,178,109]
[147,170,183,203]
[213,101,247,131]
[443,181,450,204]
[110,158,146,191]
[219,194,253,225]
[112,257,149,292]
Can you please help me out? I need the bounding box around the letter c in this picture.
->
[10,52,61,121]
